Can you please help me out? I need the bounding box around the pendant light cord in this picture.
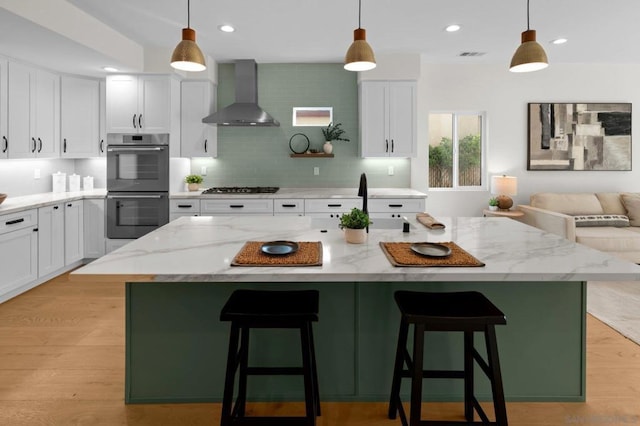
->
[187,0,191,28]
[526,0,530,30]
[358,0,362,29]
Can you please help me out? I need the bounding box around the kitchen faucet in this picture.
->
[358,173,369,233]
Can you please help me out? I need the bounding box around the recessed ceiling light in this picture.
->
[219,25,235,33]
[103,66,119,72]
[552,38,568,45]
[445,24,461,32]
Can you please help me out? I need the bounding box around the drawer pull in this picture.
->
[6,218,25,225]
[177,204,193,208]
[229,205,244,208]
[388,204,403,208]
[281,204,296,208]
[53,206,59,210]
[327,204,342,207]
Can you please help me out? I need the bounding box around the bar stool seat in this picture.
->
[388,290,508,426]
[220,289,320,426]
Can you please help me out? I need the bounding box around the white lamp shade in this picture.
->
[491,175,517,196]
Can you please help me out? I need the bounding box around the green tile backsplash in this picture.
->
[191,63,410,188]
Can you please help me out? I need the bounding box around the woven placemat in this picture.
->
[379,242,484,267]
[231,241,322,267]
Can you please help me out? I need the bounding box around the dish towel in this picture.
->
[416,212,446,229]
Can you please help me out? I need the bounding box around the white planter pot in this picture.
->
[344,228,366,244]
[488,205,498,211]
[323,141,333,154]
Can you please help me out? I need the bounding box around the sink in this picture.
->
[310,217,408,230]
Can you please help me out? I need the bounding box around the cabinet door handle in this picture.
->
[281,204,296,208]
[391,139,394,153]
[133,114,137,128]
[204,139,208,153]
[229,205,244,208]
[31,137,36,153]
[388,204,403,208]
[385,139,389,152]
[63,138,67,153]
[53,206,59,210]
[177,204,193,208]
[100,139,104,153]
[38,138,42,153]
[33,228,38,232]
[138,115,142,128]
[6,218,25,225]
[2,136,7,153]
[67,203,72,207]
[327,203,342,207]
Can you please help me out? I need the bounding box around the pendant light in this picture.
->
[344,0,376,72]
[509,0,548,73]
[171,0,206,72]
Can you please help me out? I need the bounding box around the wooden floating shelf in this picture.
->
[290,153,334,158]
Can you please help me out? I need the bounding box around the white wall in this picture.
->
[0,159,77,196]
[414,63,640,217]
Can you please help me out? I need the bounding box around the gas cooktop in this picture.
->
[201,186,280,194]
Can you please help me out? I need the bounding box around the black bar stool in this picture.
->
[220,289,320,426]
[388,290,508,426]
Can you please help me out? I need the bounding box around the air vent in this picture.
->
[459,52,486,57]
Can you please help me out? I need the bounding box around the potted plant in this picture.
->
[185,174,203,191]
[488,197,499,211]
[339,207,372,244]
[321,122,350,154]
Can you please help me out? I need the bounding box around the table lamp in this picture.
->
[491,175,517,210]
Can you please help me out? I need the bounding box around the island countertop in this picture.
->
[72,215,640,282]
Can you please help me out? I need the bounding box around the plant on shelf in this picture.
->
[185,174,203,191]
[488,197,499,211]
[339,208,371,244]
[321,122,350,155]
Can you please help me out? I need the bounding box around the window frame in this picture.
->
[427,111,487,191]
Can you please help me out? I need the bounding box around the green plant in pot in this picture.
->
[488,197,499,211]
[339,208,371,244]
[321,122,349,154]
[185,174,203,191]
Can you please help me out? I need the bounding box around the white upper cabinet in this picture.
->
[359,81,416,158]
[99,80,106,156]
[106,74,180,139]
[181,80,217,157]
[0,58,7,159]
[61,76,100,158]
[7,62,60,159]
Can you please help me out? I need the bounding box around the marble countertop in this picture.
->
[170,188,428,199]
[72,215,640,283]
[0,189,108,215]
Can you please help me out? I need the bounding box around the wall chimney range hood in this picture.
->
[202,59,279,127]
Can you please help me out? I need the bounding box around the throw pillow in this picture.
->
[573,214,630,227]
[621,194,640,227]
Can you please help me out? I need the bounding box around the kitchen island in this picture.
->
[73,215,640,404]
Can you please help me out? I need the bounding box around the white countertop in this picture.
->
[72,215,640,282]
[0,188,426,216]
[171,187,428,199]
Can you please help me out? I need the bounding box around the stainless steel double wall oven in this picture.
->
[106,134,170,239]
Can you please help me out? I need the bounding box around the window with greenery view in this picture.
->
[428,112,485,189]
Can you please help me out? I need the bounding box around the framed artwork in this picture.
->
[292,107,332,127]
[527,103,632,171]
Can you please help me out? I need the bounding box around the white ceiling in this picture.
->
[2,0,640,75]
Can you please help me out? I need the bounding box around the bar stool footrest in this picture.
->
[227,416,315,426]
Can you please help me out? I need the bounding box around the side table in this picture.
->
[483,209,524,218]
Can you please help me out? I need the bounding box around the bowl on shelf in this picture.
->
[0,193,6,205]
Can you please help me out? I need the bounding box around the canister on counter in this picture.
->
[83,176,94,191]
[68,174,81,192]
[52,172,66,193]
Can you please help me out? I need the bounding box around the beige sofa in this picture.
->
[517,192,640,263]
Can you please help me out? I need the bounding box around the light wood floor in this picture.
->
[0,273,639,426]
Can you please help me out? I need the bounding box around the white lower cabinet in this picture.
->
[0,209,38,300]
[83,199,105,259]
[368,198,425,218]
[170,199,200,221]
[38,204,65,278]
[273,199,304,216]
[64,201,84,265]
[200,199,274,215]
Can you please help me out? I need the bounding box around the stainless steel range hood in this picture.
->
[202,59,279,127]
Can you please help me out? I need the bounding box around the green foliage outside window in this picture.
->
[429,134,481,187]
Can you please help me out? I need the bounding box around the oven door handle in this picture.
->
[107,147,165,152]
[107,195,164,199]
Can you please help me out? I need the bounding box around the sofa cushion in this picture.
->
[530,193,604,215]
[574,214,629,227]
[620,193,640,226]
[576,227,640,253]
[595,192,627,215]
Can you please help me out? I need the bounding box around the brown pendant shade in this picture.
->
[344,0,376,72]
[170,0,206,72]
[509,29,548,72]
